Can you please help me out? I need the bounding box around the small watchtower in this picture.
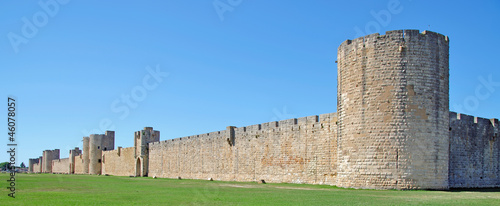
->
[134,127,160,177]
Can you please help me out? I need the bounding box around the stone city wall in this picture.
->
[73,154,85,174]
[102,147,136,176]
[52,158,70,174]
[148,113,337,184]
[32,162,42,173]
[449,112,500,188]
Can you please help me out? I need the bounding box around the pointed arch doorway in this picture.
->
[136,158,142,177]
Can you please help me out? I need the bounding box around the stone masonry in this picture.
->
[449,112,500,188]
[30,157,42,173]
[29,30,499,190]
[337,30,449,189]
[148,114,337,184]
[69,147,82,174]
[28,157,42,173]
[42,149,59,173]
[52,158,69,174]
[101,127,159,177]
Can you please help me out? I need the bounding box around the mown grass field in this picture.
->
[1,173,499,205]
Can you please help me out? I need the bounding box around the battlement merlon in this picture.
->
[450,111,499,127]
[338,30,449,60]
[70,147,82,155]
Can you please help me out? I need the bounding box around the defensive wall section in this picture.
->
[32,162,42,173]
[449,112,500,188]
[27,30,500,190]
[72,133,114,175]
[101,127,159,177]
[148,113,338,184]
[52,158,70,174]
[27,111,499,189]
[69,147,82,174]
[74,154,85,174]
[102,147,136,176]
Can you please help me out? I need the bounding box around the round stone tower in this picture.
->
[83,136,90,174]
[89,134,103,175]
[336,30,449,189]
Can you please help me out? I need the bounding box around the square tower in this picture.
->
[69,147,82,174]
[134,127,160,177]
[42,149,60,173]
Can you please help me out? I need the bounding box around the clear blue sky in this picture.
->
[1,0,499,165]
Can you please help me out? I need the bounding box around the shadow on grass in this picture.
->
[448,188,500,192]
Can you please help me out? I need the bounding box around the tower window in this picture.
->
[98,146,100,149]
[98,159,101,163]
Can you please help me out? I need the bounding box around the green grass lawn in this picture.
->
[0,173,499,205]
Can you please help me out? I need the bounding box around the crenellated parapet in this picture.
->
[448,112,500,188]
[147,113,338,184]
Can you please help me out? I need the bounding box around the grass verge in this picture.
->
[1,173,499,205]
